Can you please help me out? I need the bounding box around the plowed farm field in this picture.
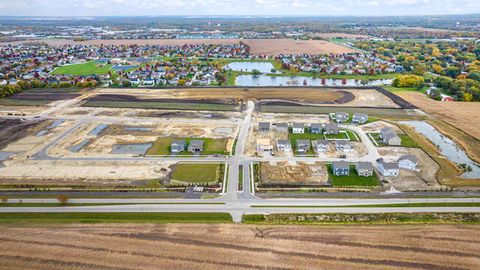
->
[0,224,478,270]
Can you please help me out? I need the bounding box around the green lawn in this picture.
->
[52,61,112,76]
[288,130,324,140]
[0,212,232,224]
[0,99,52,106]
[368,133,419,148]
[368,133,387,147]
[83,101,238,111]
[324,132,350,140]
[145,137,229,156]
[327,165,380,187]
[399,134,420,148]
[171,163,224,184]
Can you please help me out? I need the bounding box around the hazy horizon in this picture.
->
[1,0,480,17]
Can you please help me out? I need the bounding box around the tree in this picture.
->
[464,92,474,102]
[392,75,425,88]
[251,69,261,76]
[57,195,69,204]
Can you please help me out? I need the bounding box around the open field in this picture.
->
[52,61,112,75]
[260,106,418,118]
[83,100,239,111]
[398,92,480,140]
[0,223,478,270]
[170,163,224,184]
[12,38,359,55]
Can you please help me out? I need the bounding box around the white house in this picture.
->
[277,140,292,152]
[377,159,400,177]
[398,155,418,170]
[292,123,305,134]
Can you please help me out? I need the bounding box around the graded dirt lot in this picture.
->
[0,224,478,270]
[96,87,397,108]
[8,38,359,55]
[260,161,328,185]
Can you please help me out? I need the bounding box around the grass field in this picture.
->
[146,138,229,156]
[288,130,324,141]
[52,61,112,75]
[327,165,379,187]
[243,213,480,225]
[399,134,420,148]
[0,212,232,224]
[324,132,350,140]
[83,100,238,111]
[171,163,224,184]
[0,99,52,106]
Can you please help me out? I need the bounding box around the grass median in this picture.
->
[0,212,232,224]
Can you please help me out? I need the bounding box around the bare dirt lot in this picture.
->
[0,224,478,270]
[9,38,359,55]
[97,87,398,108]
[260,161,328,185]
[398,92,480,139]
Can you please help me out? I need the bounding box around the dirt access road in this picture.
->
[0,224,478,270]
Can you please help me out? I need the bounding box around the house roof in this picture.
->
[316,139,330,146]
[353,112,368,119]
[189,140,204,148]
[379,160,399,170]
[335,140,351,147]
[399,154,418,164]
[172,139,186,146]
[356,162,374,171]
[335,112,349,118]
[277,139,291,145]
[293,123,305,129]
[296,139,310,146]
[325,123,339,130]
[333,161,350,170]
[311,123,322,129]
[276,123,288,128]
[259,122,270,129]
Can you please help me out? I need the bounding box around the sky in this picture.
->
[1,0,480,16]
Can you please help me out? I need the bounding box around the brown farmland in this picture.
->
[9,38,359,55]
[398,91,480,163]
[0,224,479,270]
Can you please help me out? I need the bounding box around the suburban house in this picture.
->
[315,139,330,153]
[256,139,273,152]
[377,159,400,177]
[352,113,369,124]
[188,140,204,153]
[334,112,349,123]
[171,139,186,153]
[325,123,339,135]
[275,123,289,133]
[335,141,352,152]
[332,161,350,176]
[441,94,455,102]
[380,127,401,146]
[296,140,311,154]
[292,123,305,134]
[310,123,322,134]
[398,155,418,170]
[259,122,271,132]
[277,140,292,152]
[355,162,374,177]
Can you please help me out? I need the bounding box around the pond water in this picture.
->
[235,75,393,87]
[124,127,153,132]
[89,124,109,136]
[225,62,276,74]
[47,120,65,129]
[110,143,153,155]
[400,121,480,179]
[36,130,49,137]
[68,139,91,153]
